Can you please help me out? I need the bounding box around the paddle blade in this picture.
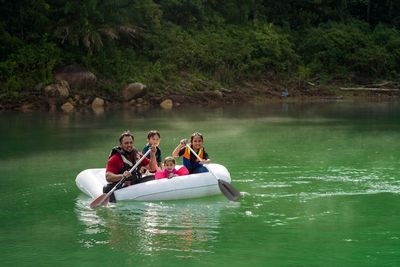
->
[89,194,109,209]
[218,180,241,202]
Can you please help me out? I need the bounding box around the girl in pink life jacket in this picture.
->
[155,156,189,179]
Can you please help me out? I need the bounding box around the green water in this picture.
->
[1,102,399,267]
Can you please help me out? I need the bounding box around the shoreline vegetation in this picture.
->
[1,1,400,112]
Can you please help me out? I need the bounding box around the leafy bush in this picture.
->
[247,23,298,75]
[0,40,61,97]
[299,20,400,80]
[371,24,400,77]
[146,23,298,84]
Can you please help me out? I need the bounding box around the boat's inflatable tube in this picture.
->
[76,164,231,201]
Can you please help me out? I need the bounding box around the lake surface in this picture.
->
[1,101,399,267]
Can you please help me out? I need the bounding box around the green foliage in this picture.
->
[0,40,62,97]
[1,1,400,100]
[52,0,156,54]
[371,24,400,76]
[299,20,400,79]
[248,24,298,74]
[147,23,297,84]
[159,0,207,28]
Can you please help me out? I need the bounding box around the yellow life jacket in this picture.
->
[183,146,204,161]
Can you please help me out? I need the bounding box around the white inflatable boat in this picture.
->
[76,164,232,201]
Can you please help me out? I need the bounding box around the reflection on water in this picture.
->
[75,196,240,258]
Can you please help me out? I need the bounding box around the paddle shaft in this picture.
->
[186,144,221,179]
[100,148,152,205]
[186,144,207,163]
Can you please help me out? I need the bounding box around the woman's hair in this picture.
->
[119,130,134,143]
[147,130,160,139]
[163,156,176,165]
[190,132,203,142]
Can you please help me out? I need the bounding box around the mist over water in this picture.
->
[1,101,400,267]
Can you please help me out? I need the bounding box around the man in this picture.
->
[103,131,158,202]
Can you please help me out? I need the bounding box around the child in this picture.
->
[172,132,211,174]
[142,130,162,170]
[155,156,189,179]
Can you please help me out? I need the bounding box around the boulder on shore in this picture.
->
[122,82,146,101]
[61,102,75,112]
[91,97,105,109]
[160,99,173,110]
[54,65,97,90]
[44,80,70,99]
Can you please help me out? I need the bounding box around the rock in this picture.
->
[43,80,70,110]
[72,95,83,106]
[47,98,57,112]
[128,99,136,106]
[149,96,162,104]
[203,90,223,99]
[91,97,105,109]
[221,88,233,94]
[74,94,81,101]
[84,98,92,105]
[160,99,173,110]
[44,80,70,99]
[93,107,104,115]
[122,82,146,101]
[20,103,35,112]
[61,102,75,112]
[54,65,97,90]
[170,95,187,103]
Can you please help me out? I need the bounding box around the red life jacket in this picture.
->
[109,146,141,181]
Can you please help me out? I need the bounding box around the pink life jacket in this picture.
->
[155,166,189,179]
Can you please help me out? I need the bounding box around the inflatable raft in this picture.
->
[76,164,231,201]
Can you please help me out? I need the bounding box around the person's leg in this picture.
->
[192,166,208,174]
[136,175,155,184]
[103,183,118,202]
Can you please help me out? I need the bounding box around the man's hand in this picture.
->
[122,170,132,179]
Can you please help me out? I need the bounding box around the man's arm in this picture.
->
[106,171,128,183]
[105,154,132,182]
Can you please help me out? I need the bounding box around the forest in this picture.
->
[1,0,400,103]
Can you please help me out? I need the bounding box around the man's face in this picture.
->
[120,136,134,152]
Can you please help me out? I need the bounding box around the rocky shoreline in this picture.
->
[1,65,399,112]
[1,85,399,113]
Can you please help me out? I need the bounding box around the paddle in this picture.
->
[89,149,152,209]
[185,144,241,201]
